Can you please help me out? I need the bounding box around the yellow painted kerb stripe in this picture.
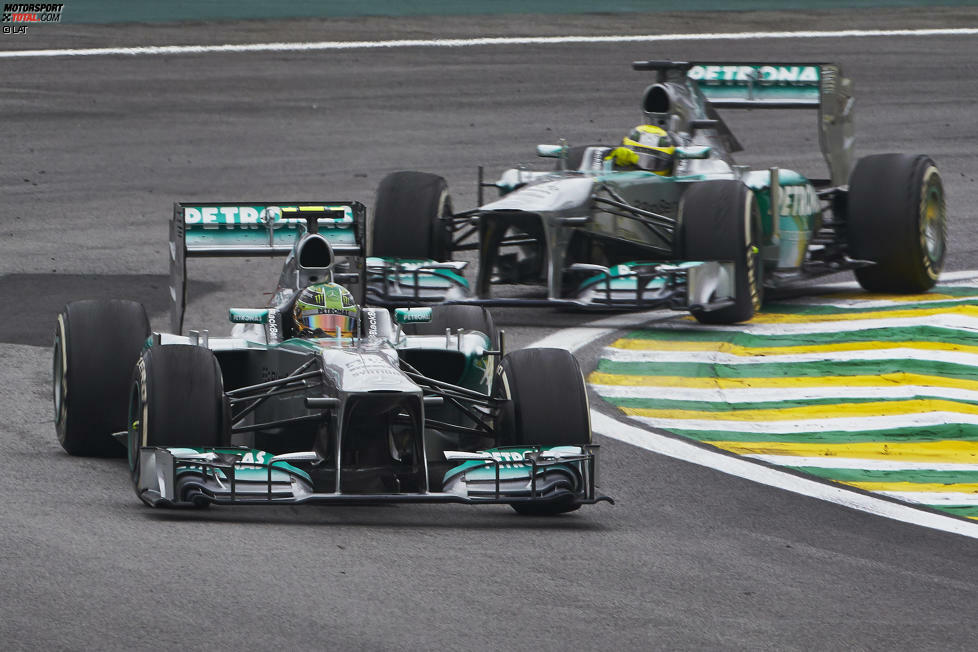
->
[622,398,978,421]
[744,305,978,324]
[842,481,978,493]
[707,440,978,462]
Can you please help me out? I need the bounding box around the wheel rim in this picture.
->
[53,318,68,437]
[127,380,142,473]
[921,176,946,266]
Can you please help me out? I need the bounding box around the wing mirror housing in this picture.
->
[675,145,712,160]
[393,307,433,325]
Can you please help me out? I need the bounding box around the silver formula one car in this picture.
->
[53,203,609,515]
[367,60,947,324]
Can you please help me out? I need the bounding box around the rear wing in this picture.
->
[633,60,854,185]
[169,201,366,334]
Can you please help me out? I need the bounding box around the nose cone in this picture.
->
[322,348,421,394]
[482,177,594,213]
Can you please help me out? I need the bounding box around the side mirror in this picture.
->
[675,146,712,160]
[393,307,433,325]
[536,144,566,159]
[228,308,270,324]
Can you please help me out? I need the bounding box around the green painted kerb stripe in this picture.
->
[665,424,978,444]
[596,358,978,381]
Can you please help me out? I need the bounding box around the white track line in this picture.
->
[2,28,978,59]
[528,271,978,538]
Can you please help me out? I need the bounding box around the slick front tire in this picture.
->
[493,348,590,516]
[681,180,763,324]
[127,345,226,481]
[847,154,947,293]
[54,299,150,457]
[371,171,453,261]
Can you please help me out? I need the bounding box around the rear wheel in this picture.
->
[401,304,497,347]
[847,153,946,292]
[54,299,149,456]
[127,345,226,486]
[493,348,590,516]
[371,171,453,261]
[681,180,763,324]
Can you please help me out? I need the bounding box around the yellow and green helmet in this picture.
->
[621,124,676,175]
[292,282,359,337]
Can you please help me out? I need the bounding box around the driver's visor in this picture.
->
[298,310,356,335]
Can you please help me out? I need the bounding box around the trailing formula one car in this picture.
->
[53,203,609,515]
[367,60,947,324]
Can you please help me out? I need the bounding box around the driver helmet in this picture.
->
[293,282,359,338]
[622,124,676,175]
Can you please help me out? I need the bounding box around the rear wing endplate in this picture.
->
[633,60,854,185]
[169,201,366,334]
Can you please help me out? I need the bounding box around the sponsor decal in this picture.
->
[490,450,524,462]
[265,309,279,341]
[393,307,432,324]
[778,184,819,218]
[2,2,63,32]
[365,309,379,337]
[183,205,352,230]
[689,64,819,85]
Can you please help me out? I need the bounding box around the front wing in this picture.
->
[135,445,612,508]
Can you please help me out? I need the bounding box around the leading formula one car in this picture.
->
[366,60,947,324]
[54,203,609,515]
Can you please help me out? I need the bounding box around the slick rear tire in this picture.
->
[371,171,453,261]
[127,345,226,479]
[681,180,763,324]
[401,304,498,348]
[493,348,590,516]
[54,299,150,457]
[847,154,946,293]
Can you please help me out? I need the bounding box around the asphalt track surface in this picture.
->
[4,8,978,651]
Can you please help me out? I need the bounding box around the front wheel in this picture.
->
[492,348,591,516]
[681,180,763,324]
[847,153,946,292]
[128,345,226,494]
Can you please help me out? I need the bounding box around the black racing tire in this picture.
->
[127,345,226,481]
[559,144,610,171]
[847,153,946,293]
[53,299,150,457]
[371,171,453,261]
[681,180,763,324]
[493,348,591,516]
[401,304,498,348]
